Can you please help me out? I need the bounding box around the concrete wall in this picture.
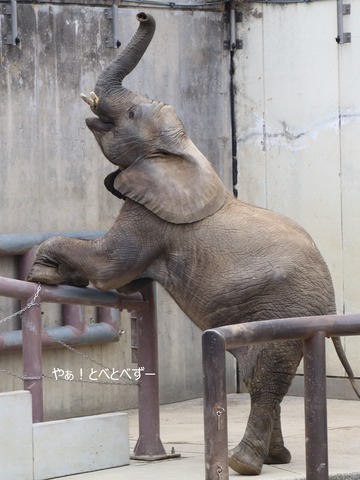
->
[234,0,360,382]
[0,3,235,418]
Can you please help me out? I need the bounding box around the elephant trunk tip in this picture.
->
[136,12,156,28]
[137,12,149,22]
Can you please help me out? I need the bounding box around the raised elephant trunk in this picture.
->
[81,12,155,111]
[98,12,155,93]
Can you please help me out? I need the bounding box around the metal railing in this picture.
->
[0,275,146,422]
[0,232,175,460]
[0,232,119,350]
[202,314,360,480]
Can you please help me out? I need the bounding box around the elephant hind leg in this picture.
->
[229,404,291,475]
[229,403,291,474]
[264,403,291,465]
[229,404,274,475]
[229,340,302,475]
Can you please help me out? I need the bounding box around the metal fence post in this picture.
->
[132,282,179,460]
[22,290,43,423]
[303,331,329,480]
[202,316,360,480]
[202,330,229,480]
[18,247,44,422]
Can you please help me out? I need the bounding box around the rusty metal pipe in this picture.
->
[21,295,43,423]
[0,275,38,300]
[214,314,360,350]
[0,238,164,456]
[0,275,167,454]
[41,322,119,347]
[202,329,229,480]
[202,315,360,480]
[41,283,144,310]
[97,306,120,330]
[132,282,167,459]
[0,276,143,309]
[0,275,144,424]
[0,322,120,351]
[62,304,85,331]
[303,331,329,480]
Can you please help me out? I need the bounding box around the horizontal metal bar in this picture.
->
[0,322,120,351]
[122,0,227,7]
[0,0,227,8]
[41,283,145,309]
[246,0,312,3]
[0,231,106,256]
[211,314,360,350]
[0,275,37,300]
[0,276,144,310]
[244,0,332,3]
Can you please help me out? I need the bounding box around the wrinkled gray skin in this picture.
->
[27,13,356,475]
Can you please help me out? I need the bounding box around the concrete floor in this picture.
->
[62,393,360,479]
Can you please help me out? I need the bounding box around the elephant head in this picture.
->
[81,12,227,224]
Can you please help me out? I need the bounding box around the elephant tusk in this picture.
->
[89,92,100,107]
[80,93,93,107]
[80,91,100,110]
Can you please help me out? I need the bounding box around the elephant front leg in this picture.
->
[26,233,151,290]
[26,237,90,287]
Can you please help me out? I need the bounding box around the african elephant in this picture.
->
[27,12,358,475]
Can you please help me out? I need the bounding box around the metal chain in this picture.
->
[0,283,138,386]
[0,283,41,326]
[0,367,137,385]
[41,327,138,386]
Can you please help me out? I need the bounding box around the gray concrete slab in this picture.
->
[61,394,360,480]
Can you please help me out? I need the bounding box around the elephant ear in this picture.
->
[104,152,227,224]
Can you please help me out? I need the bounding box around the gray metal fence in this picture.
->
[0,232,174,459]
[202,315,360,480]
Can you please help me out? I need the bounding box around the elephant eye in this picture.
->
[128,110,135,119]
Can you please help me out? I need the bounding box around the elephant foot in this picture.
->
[27,264,62,285]
[228,442,263,475]
[27,264,89,288]
[264,445,291,465]
[264,402,291,465]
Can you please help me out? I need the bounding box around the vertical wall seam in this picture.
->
[260,4,267,209]
[337,43,345,316]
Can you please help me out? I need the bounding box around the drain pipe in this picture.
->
[228,2,241,198]
[229,2,242,394]
[230,3,237,51]
[336,0,351,44]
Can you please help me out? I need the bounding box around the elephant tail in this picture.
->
[332,337,360,399]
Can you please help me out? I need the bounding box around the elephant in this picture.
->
[27,12,359,475]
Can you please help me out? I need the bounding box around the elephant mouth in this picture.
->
[85,117,114,133]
